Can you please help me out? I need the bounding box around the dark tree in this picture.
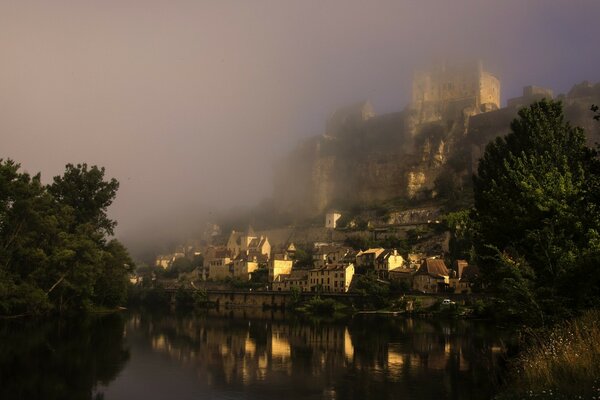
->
[472,100,600,322]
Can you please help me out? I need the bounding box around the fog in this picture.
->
[1,0,600,256]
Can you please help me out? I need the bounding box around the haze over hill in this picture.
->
[1,1,600,257]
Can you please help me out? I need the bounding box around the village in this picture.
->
[145,210,479,298]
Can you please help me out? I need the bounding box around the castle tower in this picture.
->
[410,60,500,126]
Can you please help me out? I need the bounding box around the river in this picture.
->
[0,308,512,399]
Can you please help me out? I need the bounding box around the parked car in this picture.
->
[442,299,455,305]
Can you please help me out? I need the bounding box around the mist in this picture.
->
[2,0,600,258]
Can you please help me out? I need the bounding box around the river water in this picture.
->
[0,309,511,400]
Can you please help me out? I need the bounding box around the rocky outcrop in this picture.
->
[273,81,600,219]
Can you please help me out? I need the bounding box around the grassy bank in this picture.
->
[498,309,600,399]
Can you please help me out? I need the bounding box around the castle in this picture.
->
[272,61,600,219]
[411,60,500,127]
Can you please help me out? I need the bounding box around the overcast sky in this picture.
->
[1,0,600,250]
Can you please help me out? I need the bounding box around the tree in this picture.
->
[0,160,133,315]
[472,100,600,321]
[49,163,119,236]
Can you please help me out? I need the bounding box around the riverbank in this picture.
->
[495,309,600,399]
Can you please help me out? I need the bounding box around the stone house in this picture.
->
[308,263,355,293]
[375,249,405,279]
[232,256,259,281]
[272,270,310,292]
[356,248,385,271]
[325,211,342,229]
[226,226,271,260]
[269,253,293,282]
[204,246,232,281]
[449,260,479,294]
[412,258,450,293]
[389,266,417,288]
[312,245,353,268]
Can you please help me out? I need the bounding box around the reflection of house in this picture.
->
[272,270,309,291]
[309,263,354,292]
[269,254,293,282]
[375,249,405,279]
[413,258,449,293]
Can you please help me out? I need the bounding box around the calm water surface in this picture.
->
[0,309,511,400]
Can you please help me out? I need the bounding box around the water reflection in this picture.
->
[0,314,129,400]
[119,311,508,400]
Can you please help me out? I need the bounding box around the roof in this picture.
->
[357,248,384,257]
[408,253,425,262]
[416,258,449,278]
[389,267,415,275]
[376,249,400,261]
[310,263,353,272]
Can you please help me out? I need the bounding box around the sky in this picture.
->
[1,0,600,253]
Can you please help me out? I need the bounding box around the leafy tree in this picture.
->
[443,210,475,262]
[0,159,133,316]
[472,100,600,322]
[48,163,119,236]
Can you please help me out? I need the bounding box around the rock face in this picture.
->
[273,62,600,218]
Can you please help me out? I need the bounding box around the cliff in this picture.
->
[273,74,600,218]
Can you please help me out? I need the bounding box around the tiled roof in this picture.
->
[416,258,449,278]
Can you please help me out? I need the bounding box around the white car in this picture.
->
[442,299,455,305]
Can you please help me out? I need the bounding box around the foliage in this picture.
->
[0,160,134,316]
[352,272,391,309]
[442,210,475,262]
[163,257,194,278]
[296,296,346,316]
[472,100,600,323]
[174,287,208,309]
[292,247,313,269]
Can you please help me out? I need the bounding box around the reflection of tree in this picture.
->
[0,314,129,400]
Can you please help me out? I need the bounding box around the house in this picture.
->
[226,226,271,260]
[308,263,355,293]
[204,246,233,280]
[269,253,293,282]
[413,258,450,293]
[389,266,416,287]
[312,245,353,268]
[232,255,259,281]
[356,248,385,271]
[155,255,172,269]
[272,270,309,292]
[375,249,405,279]
[449,260,479,294]
[325,211,342,229]
[406,253,426,268]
